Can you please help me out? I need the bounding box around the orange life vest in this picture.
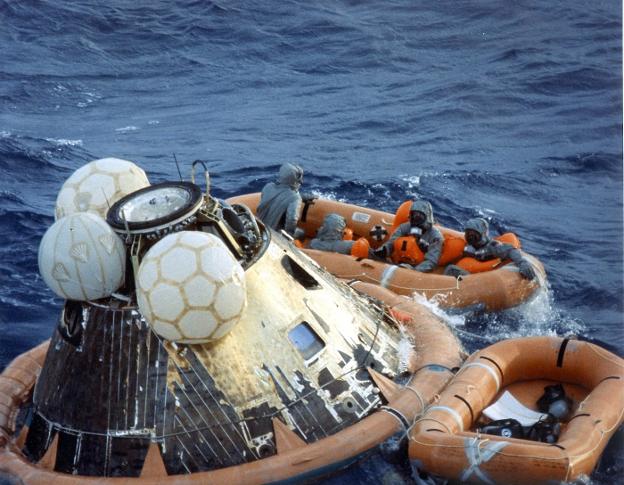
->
[455,233,521,273]
[391,236,425,265]
[389,202,465,266]
[390,233,466,267]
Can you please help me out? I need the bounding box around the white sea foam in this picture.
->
[403,174,421,188]
[311,189,347,202]
[45,138,83,146]
[410,291,466,329]
[508,283,585,338]
[115,126,139,133]
[397,336,414,374]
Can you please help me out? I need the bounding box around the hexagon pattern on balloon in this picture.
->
[55,158,150,220]
[136,231,247,344]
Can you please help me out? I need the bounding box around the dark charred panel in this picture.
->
[32,306,166,435]
[271,366,326,442]
[338,350,351,368]
[27,304,170,476]
[351,391,369,409]
[74,433,108,476]
[22,412,55,462]
[108,436,150,477]
[352,344,386,381]
[317,368,349,399]
[241,402,276,444]
[159,349,251,473]
[54,431,79,474]
[281,255,321,289]
[292,370,342,440]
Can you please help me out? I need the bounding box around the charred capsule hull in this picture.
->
[21,233,405,475]
[0,229,465,482]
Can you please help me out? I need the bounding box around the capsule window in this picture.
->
[288,322,325,360]
[281,255,320,289]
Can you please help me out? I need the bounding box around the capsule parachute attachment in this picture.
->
[38,212,126,301]
[136,231,247,343]
[55,157,150,219]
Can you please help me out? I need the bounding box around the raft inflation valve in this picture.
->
[136,231,247,343]
[38,213,126,301]
[55,158,150,220]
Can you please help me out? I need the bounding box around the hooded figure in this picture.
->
[374,200,443,273]
[257,163,303,235]
[309,213,354,255]
[444,217,536,279]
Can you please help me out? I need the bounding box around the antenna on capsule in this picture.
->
[173,153,183,181]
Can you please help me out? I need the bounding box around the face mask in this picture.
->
[410,211,426,228]
[465,229,481,247]
[410,226,423,236]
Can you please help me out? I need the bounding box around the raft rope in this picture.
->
[379,405,411,431]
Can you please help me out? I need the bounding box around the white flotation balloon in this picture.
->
[55,158,150,220]
[38,213,126,301]
[136,231,247,343]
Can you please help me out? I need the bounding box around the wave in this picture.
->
[538,152,623,177]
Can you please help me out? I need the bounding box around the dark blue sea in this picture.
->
[0,1,622,483]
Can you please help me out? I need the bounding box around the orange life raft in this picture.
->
[0,283,463,485]
[227,194,546,312]
[409,336,624,484]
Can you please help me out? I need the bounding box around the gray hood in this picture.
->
[465,217,490,247]
[410,200,435,226]
[278,163,303,190]
[316,213,346,241]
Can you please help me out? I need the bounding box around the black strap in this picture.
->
[454,394,474,424]
[556,338,570,368]
[300,198,315,223]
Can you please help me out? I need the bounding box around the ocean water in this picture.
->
[0,0,622,483]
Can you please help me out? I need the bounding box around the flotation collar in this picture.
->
[390,233,466,266]
[455,232,520,273]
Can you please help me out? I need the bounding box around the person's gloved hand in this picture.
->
[372,246,388,259]
[518,260,536,280]
[399,263,414,270]
[444,264,469,278]
[293,228,306,241]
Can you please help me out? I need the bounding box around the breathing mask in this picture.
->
[409,210,427,228]
[409,226,423,237]
[465,229,482,247]
[294,167,303,184]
